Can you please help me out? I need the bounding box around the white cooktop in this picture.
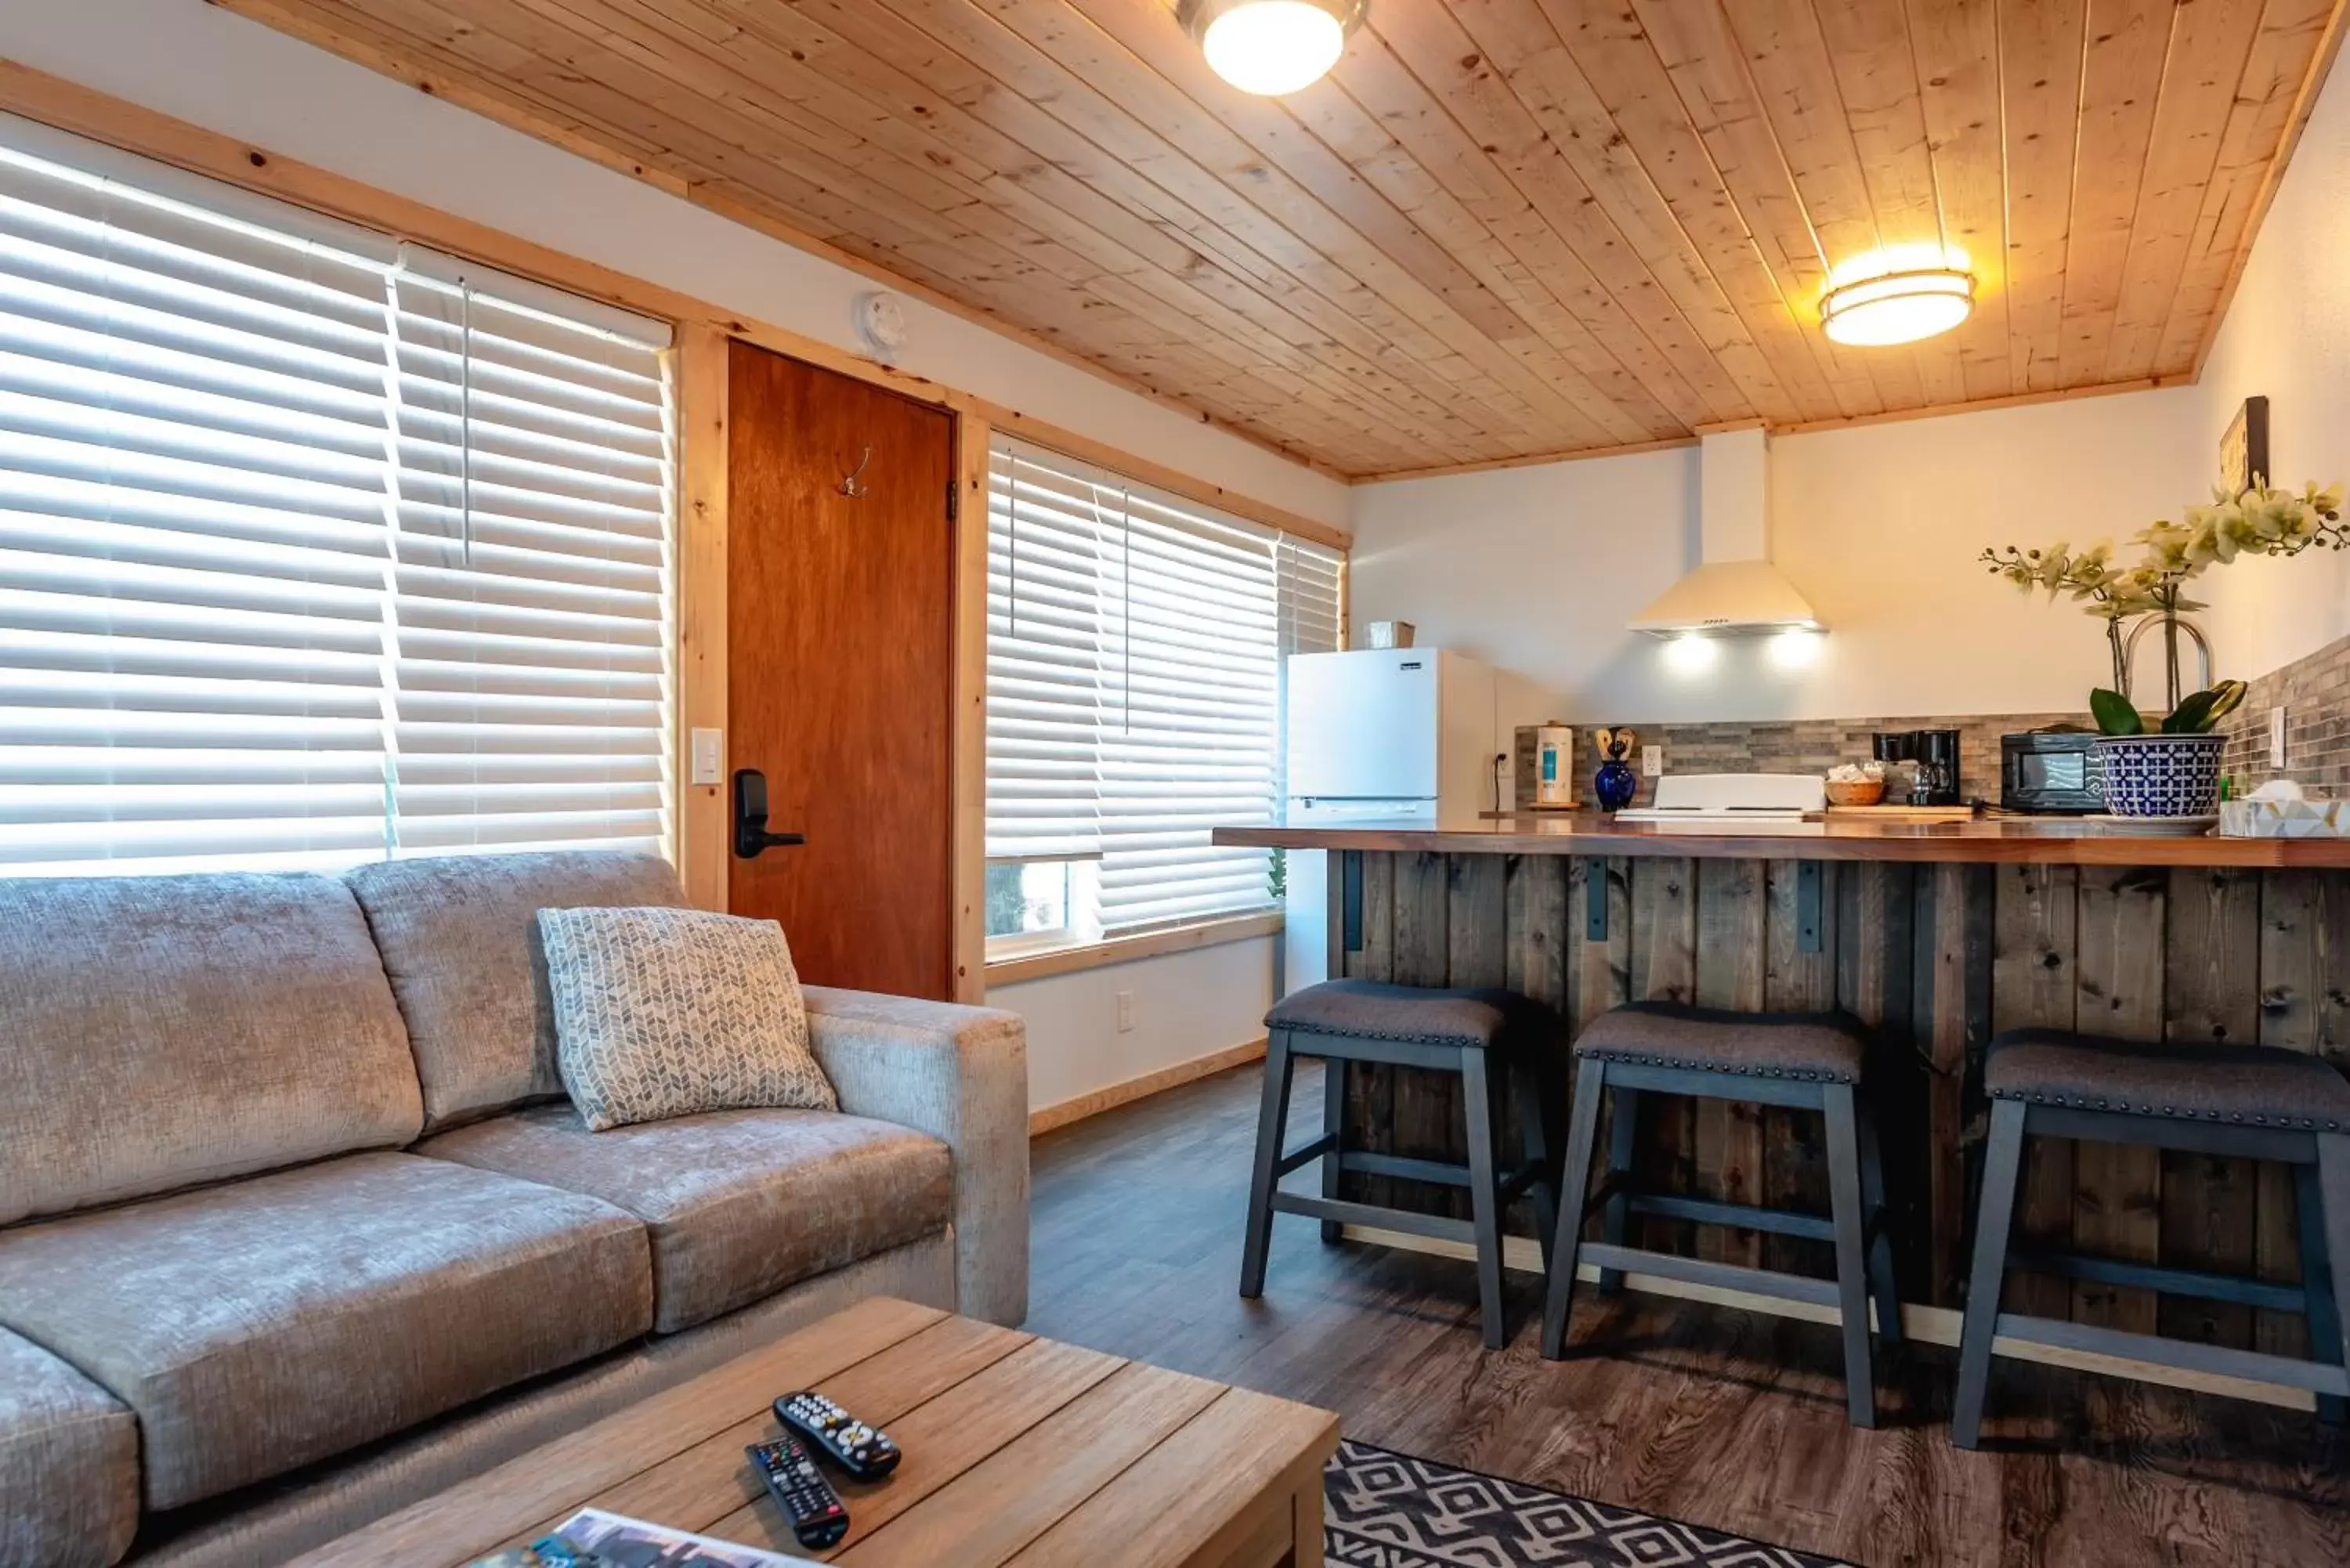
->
[1612,772,1826,826]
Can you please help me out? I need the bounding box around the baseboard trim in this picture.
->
[1029,1036,1269,1136]
[1341,1225,2317,1413]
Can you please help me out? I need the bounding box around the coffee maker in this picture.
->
[1873,729,1961,807]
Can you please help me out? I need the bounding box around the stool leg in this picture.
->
[1856,1094,1904,1347]
[2312,1134,2350,1425]
[1461,1046,1508,1349]
[1542,1056,1609,1360]
[1239,1030,1297,1299]
[1513,1053,1560,1276]
[1597,1087,1640,1294]
[1953,1097,2029,1449]
[1821,1082,1878,1429]
[1320,1057,1347,1245]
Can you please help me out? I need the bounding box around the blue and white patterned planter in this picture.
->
[2095,732,2226,817]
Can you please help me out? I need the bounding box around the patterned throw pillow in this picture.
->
[536,906,837,1132]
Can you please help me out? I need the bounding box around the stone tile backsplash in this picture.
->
[2218,628,2350,796]
[1531,627,2350,810]
[1537,712,2077,808]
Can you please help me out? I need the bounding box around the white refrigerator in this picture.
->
[1280,649,1499,994]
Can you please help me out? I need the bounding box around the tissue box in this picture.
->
[2218,798,2350,837]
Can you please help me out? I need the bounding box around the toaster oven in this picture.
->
[2001,731,2106,814]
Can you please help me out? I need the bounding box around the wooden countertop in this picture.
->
[1214,811,2350,868]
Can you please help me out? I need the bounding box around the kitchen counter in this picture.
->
[1227,811,2350,1374]
[1215,809,2350,867]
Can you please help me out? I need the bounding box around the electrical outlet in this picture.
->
[2272,706,2289,769]
[690,727,724,786]
[1115,991,1136,1033]
[1642,744,1664,775]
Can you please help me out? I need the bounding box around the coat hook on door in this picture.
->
[838,446,873,498]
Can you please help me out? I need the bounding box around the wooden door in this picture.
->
[726,341,956,999]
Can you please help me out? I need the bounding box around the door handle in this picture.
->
[732,768,806,859]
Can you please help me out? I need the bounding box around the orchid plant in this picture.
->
[1980,480,2345,699]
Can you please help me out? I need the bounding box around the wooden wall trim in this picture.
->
[674,323,729,912]
[952,414,992,1004]
[985,911,1285,988]
[982,410,1350,551]
[0,60,1343,552]
[1028,1036,1269,1137]
[1349,378,2194,487]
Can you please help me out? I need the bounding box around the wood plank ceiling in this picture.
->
[222,0,2345,479]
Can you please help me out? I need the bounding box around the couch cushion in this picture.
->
[345,851,687,1131]
[1574,1002,1867,1083]
[1266,979,1560,1051]
[0,872,422,1227]
[0,1326,139,1568]
[1987,1028,2350,1129]
[540,906,836,1132]
[418,1104,952,1333]
[0,1152,652,1510]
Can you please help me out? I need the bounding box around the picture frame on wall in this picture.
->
[2221,395,2270,492]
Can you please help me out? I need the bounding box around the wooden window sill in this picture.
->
[985,910,1282,987]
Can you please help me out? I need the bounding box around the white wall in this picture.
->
[2191,49,2350,682]
[991,938,1274,1113]
[1352,388,2208,723]
[0,0,1349,533]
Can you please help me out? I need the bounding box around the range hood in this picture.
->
[1629,426,1824,637]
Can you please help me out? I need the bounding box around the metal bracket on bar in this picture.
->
[1797,860,1824,953]
[1340,850,1363,954]
[1585,861,1609,942]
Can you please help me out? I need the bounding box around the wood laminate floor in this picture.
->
[1025,1061,2350,1568]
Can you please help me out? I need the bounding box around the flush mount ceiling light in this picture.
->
[1820,245,1975,347]
[1180,0,1366,96]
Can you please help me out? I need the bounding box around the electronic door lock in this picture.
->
[732,769,806,859]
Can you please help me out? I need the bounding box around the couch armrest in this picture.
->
[801,986,1029,1326]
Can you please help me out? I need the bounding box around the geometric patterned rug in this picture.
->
[1325,1440,1856,1567]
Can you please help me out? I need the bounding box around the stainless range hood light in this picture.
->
[1629,426,1824,638]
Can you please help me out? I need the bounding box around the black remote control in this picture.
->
[746,1436,850,1550]
[775,1390,902,1481]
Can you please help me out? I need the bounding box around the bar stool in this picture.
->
[1238,978,1563,1348]
[1954,1030,2350,1447]
[1540,1002,1902,1428]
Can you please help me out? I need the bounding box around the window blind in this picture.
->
[0,110,673,877]
[985,438,1343,934]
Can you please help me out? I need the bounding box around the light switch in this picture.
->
[2272,706,2288,769]
[1115,991,1136,1033]
[691,727,724,786]
[1643,744,1664,775]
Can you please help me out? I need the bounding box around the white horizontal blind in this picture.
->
[0,110,673,876]
[385,255,672,858]
[986,437,1343,934]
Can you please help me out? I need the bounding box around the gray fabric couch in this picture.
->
[0,851,1029,1567]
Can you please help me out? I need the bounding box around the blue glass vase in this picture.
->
[1593,758,1639,811]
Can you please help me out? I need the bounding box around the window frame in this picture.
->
[980,435,1347,973]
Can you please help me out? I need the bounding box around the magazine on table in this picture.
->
[465,1507,794,1567]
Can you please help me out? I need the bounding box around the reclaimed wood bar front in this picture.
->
[1216,815,2350,1360]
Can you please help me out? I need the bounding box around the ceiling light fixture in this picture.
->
[1820,245,1976,347]
[1180,0,1365,96]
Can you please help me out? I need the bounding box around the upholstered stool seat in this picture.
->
[1543,1003,1899,1427]
[1574,1002,1865,1083]
[1265,978,1551,1051]
[1242,980,1564,1349]
[1987,1029,2350,1130]
[1955,1028,2350,1445]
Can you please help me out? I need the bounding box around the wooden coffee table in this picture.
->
[295,1296,1339,1566]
